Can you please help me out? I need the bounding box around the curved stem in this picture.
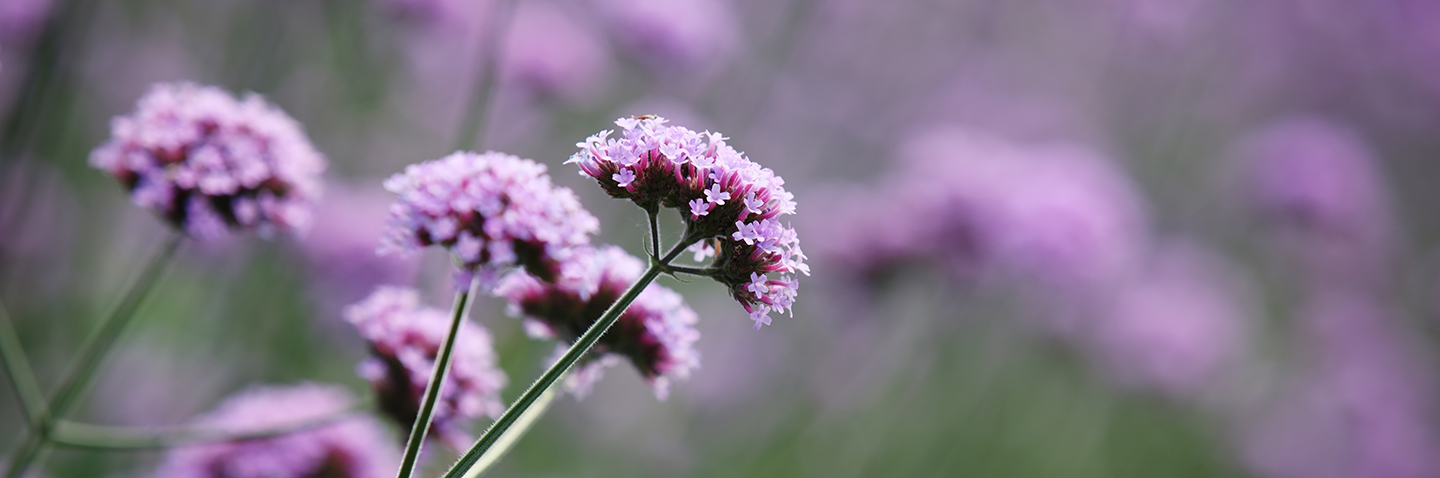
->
[442,237,698,478]
[48,398,373,451]
[395,276,480,478]
[665,265,715,277]
[450,0,516,153]
[0,298,46,428]
[6,231,183,478]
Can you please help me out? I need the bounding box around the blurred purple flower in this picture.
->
[819,127,1147,293]
[88,82,326,240]
[1086,241,1250,396]
[569,116,806,328]
[344,286,507,449]
[1233,116,1393,283]
[154,383,398,478]
[496,245,700,399]
[501,0,611,102]
[0,0,49,43]
[590,0,736,69]
[380,151,598,287]
[296,180,419,314]
[1241,293,1440,478]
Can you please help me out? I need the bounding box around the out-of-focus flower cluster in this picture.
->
[88,82,326,240]
[344,286,507,448]
[496,245,700,399]
[570,116,806,328]
[380,151,598,286]
[154,384,398,478]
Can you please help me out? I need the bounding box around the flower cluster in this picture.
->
[89,82,326,240]
[495,245,700,398]
[344,286,507,447]
[569,116,805,328]
[380,151,599,286]
[154,384,397,478]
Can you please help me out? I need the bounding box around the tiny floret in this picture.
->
[344,286,507,448]
[153,384,398,478]
[570,116,804,328]
[381,151,598,286]
[89,82,326,240]
[613,169,636,188]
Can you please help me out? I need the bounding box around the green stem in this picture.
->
[48,398,373,451]
[459,374,562,478]
[647,206,661,261]
[5,231,182,478]
[450,0,516,152]
[0,299,46,427]
[442,237,698,478]
[395,276,481,478]
[665,265,715,277]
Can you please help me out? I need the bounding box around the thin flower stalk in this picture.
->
[46,397,373,451]
[442,232,699,478]
[395,276,481,478]
[0,298,46,427]
[5,231,183,478]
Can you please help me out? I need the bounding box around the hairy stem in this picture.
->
[6,231,182,478]
[450,0,516,152]
[48,398,372,451]
[395,276,481,478]
[442,237,698,478]
[460,374,561,478]
[0,299,45,427]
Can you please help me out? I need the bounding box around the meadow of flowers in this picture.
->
[3,0,1440,477]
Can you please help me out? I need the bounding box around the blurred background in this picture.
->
[4,0,1440,476]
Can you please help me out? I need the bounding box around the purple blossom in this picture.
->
[1086,241,1250,396]
[344,286,508,448]
[688,198,710,217]
[494,245,700,398]
[380,151,598,286]
[0,0,50,42]
[1233,116,1392,284]
[590,0,737,69]
[89,82,326,240]
[153,384,398,478]
[296,181,419,315]
[501,0,612,101]
[568,116,806,328]
[817,127,1146,292]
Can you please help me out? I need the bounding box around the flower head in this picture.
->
[381,151,598,286]
[495,245,700,398]
[569,116,805,328]
[89,82,326,240]
[344,286,507,448]
[154,383,398,478]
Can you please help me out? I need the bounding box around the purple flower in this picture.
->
[380,151,598,286]
[590,0,736,69]
[89,82,327,240]
[344,286,508,448]
[568,116,806,328]
[494,245,700,398]
[817,127,1147,293]
[296,181,420,315]
[1233,116,1392,284]
[501,0,612,101]
[0,0,50,43]
[1086,241,1250,396]
[154,383,398,478]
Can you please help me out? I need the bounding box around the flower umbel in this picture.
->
[153,384,398,478]
[344,286,507,448]
[89,82,326,240]
[569,116,805,328]
[495,246,700,398]
[380,151,599,286]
